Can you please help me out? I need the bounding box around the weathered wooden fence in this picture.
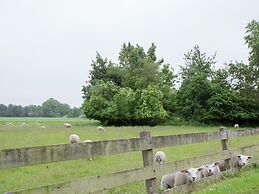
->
[1,127,259,194]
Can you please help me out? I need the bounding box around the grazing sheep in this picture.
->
[40,125,47,129]
[234,124,239,129]
[83,139,93,143]
[97,126,105,132]
[64,123,72,128]
[218,159,231,172]
[230,155,252,169]
[154,151,166,164]
[201,162,220,177]
[174,167,203,187]
[161,173,176,190]
[68,134,80,143]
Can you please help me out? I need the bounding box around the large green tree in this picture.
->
[82,43,175,125]
[177,45,215,122]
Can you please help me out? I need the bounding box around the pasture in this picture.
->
[0,117,259,193]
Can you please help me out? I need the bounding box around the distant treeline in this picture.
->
[82,20,259,126]
[0,98,83,118]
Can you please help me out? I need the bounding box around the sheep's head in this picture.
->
[205,162,219,175]
[182,167,203,183]
[237,155,252,166]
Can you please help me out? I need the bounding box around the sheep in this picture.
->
[83,139,93,143]
[68,134,80,143]
[201,162,220,177]
[218,159,231,172]
[174,167,203,187]
[97,126,105,132]
[5,123,11,126]
[230,154,252,169]
[64,123,72,128]
[40,125,47,129]
[234,124,239,129]
[154,151,166,164]
[161,173,176,190]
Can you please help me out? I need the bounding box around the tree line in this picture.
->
[0,98,83,118]
[82,20,259,126]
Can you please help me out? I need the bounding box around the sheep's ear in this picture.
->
[214,161,219,165]
[181,169,188,173]
[248,156,252,159]
[198,167,203,171]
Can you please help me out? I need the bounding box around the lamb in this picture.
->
[154,151,166,164]
[161,173,176,190]
[97,126,105,132]
[201,162,220,177]
[83,139,93,143]
[234,124,239,129]
[230,154,252,169]
[175,168,203,186]
[64,123,72,128]
[68,134,80,143]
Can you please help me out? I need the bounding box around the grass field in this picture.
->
[0,117,259,193]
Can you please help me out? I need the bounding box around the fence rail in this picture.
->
[1,128,259,169]
[2,127,259,194]
[8,143,259,194]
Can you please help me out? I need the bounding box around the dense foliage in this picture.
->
[83,20,259,126]
[0,98,82,118]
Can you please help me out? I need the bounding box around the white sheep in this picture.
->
[83,139,93,143]
[64,123,72,128]
[234,124,239,129]
[230,154,252,169]
[201,162,220,177]
[154,151,166,164]
[97,126,105,132]
[161,173,176,190]
[68,134,80,143]
[40,125,47,129]
[174,167,203,187]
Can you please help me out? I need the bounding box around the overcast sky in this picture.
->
[0,0,258,107]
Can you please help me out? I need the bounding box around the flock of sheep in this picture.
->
[154,150,252,191]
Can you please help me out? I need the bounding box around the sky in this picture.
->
[0,0,258,107]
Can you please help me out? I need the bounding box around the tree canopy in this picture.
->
[82,20,259,126]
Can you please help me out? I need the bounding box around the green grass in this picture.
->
[0,117,258,193]
[196,165,259,194]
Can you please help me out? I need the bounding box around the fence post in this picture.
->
[140,131,157,194]
[219,127,228,150]
[219,127,230,169]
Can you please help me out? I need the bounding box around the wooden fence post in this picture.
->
[219,127,230,169]
[219,127,228,150]
[140,131,157,194]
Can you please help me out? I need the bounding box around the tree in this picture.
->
[177,46,215,122]
[0,104,7,117]
[82,43,174,125]
[42,98,60,117]
[24,105,42,117]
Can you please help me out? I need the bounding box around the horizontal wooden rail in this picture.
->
[1,128,259,169]
[0,137,152,169]
[7,143,259,194]
[152,131,220,148]
[228,128,259,138]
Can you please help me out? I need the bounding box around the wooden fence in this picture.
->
[1,127,259,194]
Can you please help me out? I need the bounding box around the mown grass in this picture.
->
[0,118,258,193]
